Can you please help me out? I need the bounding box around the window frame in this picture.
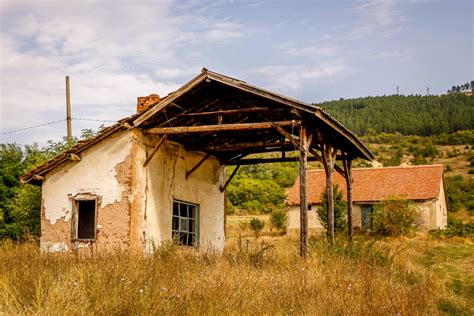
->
[71,194,98,242]
[172,199,200,247]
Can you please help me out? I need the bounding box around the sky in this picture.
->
[0,0,472,145]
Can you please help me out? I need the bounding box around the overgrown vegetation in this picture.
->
[249,217,265,238]
[226,161,298,214]
[316,184,347,233]
[0,130,101,240]
[371,198,422,236]
[0,239,444,315]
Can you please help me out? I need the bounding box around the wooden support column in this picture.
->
[321,144,336,244]
[343,157,354,243]
[299,124,308,258]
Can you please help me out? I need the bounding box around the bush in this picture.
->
[249,218,265,238]
[270,209,287,231]
[316,185,347,233]
[371,197,421,236]
[445,176,474,212]
[431,218,474,238]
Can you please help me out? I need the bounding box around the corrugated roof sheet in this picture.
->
[286,164,444,205]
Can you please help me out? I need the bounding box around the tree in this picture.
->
[371,197,421,236]
[316,184,347,233]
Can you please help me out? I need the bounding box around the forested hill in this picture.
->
[319,94,473,136]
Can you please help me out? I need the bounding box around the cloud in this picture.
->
[381,48,414,61]
[0,0,248,144]
[252,60,347,93]
[349,0,406,38]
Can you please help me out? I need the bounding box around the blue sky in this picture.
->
[0,0,472,145]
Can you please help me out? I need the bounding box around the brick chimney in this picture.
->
[137,94,160,112]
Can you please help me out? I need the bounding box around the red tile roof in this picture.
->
[286,165,444,205]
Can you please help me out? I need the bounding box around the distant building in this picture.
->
[286,165,448,233]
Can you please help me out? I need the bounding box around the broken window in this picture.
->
[172,200,199,246]
[72,196,97,241]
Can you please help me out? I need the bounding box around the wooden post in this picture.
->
[322,144,335,244]
[66,76,72,144]
[299,125,308,258]
[344,157,354,243]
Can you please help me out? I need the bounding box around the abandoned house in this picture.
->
[286,164,448,233]
[21,69,374,256]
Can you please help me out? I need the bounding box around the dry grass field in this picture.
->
[1,220,472,315]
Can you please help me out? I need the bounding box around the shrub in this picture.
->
[371,197,422,236]
[249,218,265,238]
[270,209,287,231]
[431,218,474,238]
[316,185,347,233]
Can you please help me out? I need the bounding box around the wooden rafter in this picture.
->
[186,154,211,179]
[220,163,241,192]
[145,120,300,135]
[177,107,268,117]
[143,135,167,167]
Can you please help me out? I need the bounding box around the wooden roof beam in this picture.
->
[177,107,268,117]
[144,120,300,135]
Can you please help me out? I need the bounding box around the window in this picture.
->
[172,200,199,246]
[307,204,312,211]
[71,196,97,241]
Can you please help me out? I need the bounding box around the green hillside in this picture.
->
[319,94,474,136]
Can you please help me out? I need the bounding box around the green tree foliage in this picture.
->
[316,185,347,233]
[270,209,287,231]
[320,94,474,136]
[249,217,265,238]
[0,130,97,240]
[227,176,286,213]
[445,176,474,213]
[226,160,298,214]
[371,198,421,236]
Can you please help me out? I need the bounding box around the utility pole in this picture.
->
[427,87,430,95]
[66,76,72,144]
[396,85,400,95]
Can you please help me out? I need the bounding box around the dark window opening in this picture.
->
[361,205,373,231]
[307,204,312,211]
[77,200,96,240]
[172,200,199,247]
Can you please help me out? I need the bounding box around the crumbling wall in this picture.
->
[135,133,226,252]
[40,130,135,252]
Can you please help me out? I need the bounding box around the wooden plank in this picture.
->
[177,107,268,117]
[224,156,318,165]
[145,120,298,135]
[273,124,303,150]
[308,148,346,178]
[143,135,167,167]
[220,164,241,192]
[299,125,308,258]
[199,141,292,152]
[343,157,354,243]
[186,154,211,179]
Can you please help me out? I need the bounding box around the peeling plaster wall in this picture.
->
[134,134,226,252]
[40,130,135,252]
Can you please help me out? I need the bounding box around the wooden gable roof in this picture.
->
[21,68,374,184]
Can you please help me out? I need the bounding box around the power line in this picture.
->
[72,118,118,123]
[0,117,119,136]
[0,119,67,136]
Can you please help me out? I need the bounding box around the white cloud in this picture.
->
[252,60,347,93]
[0,0,248,144]
[381,48,414,61]
[350,0,406,38]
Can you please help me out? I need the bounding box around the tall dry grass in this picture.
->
[0,238,440,315]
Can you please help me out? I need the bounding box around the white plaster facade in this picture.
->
[40,129,226,253]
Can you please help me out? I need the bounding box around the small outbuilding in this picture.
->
[21,69,373,255]
[286,165,448,233]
